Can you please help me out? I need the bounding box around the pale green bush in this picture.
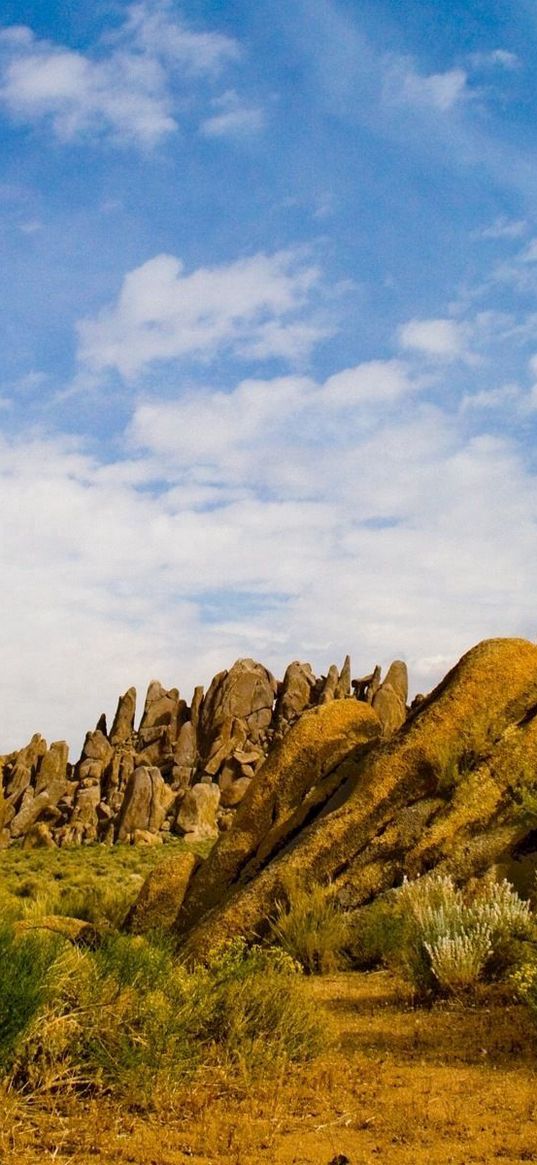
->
[395,874,533,995]
[424,927,492,992]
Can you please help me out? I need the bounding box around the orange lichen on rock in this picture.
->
[176,697,381,935]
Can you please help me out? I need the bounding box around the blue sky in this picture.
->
[1,0,537,749]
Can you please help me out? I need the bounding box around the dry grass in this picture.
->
[0,839,211,927]
[2,969,537,1165]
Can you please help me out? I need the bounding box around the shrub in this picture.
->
[348,897,407,969]
[393,874,534,996]
[199,939,324,1070]
[2,928,325,1103]
[0,925,61,1074]
[424,928,493,993]
[269,877,351,974]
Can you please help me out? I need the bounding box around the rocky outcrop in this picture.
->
[167,639,537,959]
[176,699,381,936]
[372,660,408,736]
[176,783,220,840]
[117,766,175,842]
[0,653,405,847]
[125,850,201,934]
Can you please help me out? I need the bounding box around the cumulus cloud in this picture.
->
[200,89,264,137]
[3,334,537,752]
[0,2,239,145]
[77,250,327,377]
[118,1,239,73]
[398,317,469,360]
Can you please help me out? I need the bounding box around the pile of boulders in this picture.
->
[0,654,408,849]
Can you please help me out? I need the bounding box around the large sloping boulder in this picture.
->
[177,639,537,958]
[175,697,381,937]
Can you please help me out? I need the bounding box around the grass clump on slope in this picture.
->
[269,876,352,974]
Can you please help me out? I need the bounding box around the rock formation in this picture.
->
[6,637,537,960]
[1,653,396,848]
[137,638,537,958]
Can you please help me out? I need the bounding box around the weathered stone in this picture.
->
[117,766,175,841]
[190,686,204,732]
[110,687,137,745]
[204,720,247,776]
[199,659,277,753]
[10,789,55,837]
[22,822,56,849]
[15,915,107,948]
[34,741,69,799]
[372,683,406,736]
[176,782,220,839]
[273,661,316,728]
[318,664,339,705]
[79,730,113,767]
[4,760,33,802]
[104,750,135,810]
[97,801,113,820]
[173,720,196,777]
[139,681,181,740]
[218,760,241,790]
[133,829,163,846]
[171,766,192,792]
[125,850,200,933]
[335,655,352,699]
[13,734,47,774]
[358,665,381,704]
[382,660,408,705]
[68,784,101,841]
[77,760,103,783]
[233,746,263,766]
[220,776,252,808]
[176,698,380,937]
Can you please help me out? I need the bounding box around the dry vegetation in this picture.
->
[2,845,537,1164]
[2,971,537,1165]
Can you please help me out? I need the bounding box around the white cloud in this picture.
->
[119,1,239,73]
[521,239,537,263]
[385,64,468,112]
[398,317,469,360]
[201,89,264,137]
[0,3,240,145]
[323,359,419,407]
[459,383,523,412]
[479,217,527,240]
[77,250,327,378]
[2,360,537,754]
[469,49,520,71]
